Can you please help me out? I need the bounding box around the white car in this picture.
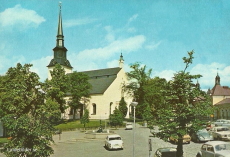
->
[196,141,230,157]
[104,134,124,150]
[209,126,230,141]
[125,123,133,130]
[214,119,227,126]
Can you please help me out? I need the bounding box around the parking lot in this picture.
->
[1,124,230,157]
[50,125,209,157]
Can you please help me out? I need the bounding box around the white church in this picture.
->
[47,4,133,120]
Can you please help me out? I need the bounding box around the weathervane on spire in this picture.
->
[59,1,62,10]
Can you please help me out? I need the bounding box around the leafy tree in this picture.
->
[67,71,91,120]
[80,109,90,130]
[125,62,152,118]
[143,77,168,119]
[109,108,123,129]
[141,102,153,123]
[45,64,69,113]
[0,63,56,157]
[156,51,213,157]
[45,98,62,125]
[118,97,128,118]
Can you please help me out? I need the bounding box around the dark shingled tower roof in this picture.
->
[47,3,72,68]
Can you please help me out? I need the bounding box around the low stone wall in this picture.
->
[85,130,115,139]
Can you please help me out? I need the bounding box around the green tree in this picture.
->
[67,71,91,120]
[143,77,168,119]
[125,62,152,119]
[156,51,213,157]
[0,63,56,157]
[141,102,153,123]
[109,108,123,129]
[118,97,128,118]
[45,64,69,113]
[45,98,62,125]
[80,109,90,130]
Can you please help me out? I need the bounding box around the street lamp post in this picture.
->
[131,102,138,157]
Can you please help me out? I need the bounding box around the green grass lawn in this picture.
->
[0,137,9,146]
[54,119,113,131]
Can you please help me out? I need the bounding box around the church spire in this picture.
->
[119,52,124,68]
[215,68,220,85]
[196,79,200,89]
[57,2,64,47]
[47,2,72,80]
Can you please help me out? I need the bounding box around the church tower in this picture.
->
[47,3,73,80]
[215,71,220,85]
[119,53,124,68]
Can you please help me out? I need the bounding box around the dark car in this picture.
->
[153,147,177,157]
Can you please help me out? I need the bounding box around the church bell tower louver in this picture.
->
[47,2,73,80]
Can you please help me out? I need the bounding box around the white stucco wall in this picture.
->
[86,68,133,119]
[213,95,230,105]
[61,68,133,120]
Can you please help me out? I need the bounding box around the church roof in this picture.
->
[211,85,230,96]
[80,67,122,94]
[214,98,230,106]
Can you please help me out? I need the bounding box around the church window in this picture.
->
[69,108,73,115]
[92,103,96,115]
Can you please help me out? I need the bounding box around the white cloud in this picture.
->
[66,35,145,72]
[0,56,10,74]
[104,26,115,43]
[151,63,230,91]
[107,60,118,68]
[145,41,162,50]
[64,17,97,27]
[190,63,230,89]
[76,35,146,61]
[127,27,137,33]
[30,56,52,81]
[128,14,138,23]
[0,55,28,76]
[153,70,175,81]
[0,5,45,30]
[125,14,138,33]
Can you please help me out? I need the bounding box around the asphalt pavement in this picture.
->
[0,125,208,157]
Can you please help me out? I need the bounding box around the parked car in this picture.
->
[222,120,230,128]
[196,141,230,157]
[153,147,177,157]
[191,129,213,143]
[223,120,230,124]
[125,123,133,130]
[104,134,124,150]
[169,134,191,144]
[214,119,227,126]
[209,126,230,141]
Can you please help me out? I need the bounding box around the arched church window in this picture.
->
[69,108,73,115]
[92,103,96,115]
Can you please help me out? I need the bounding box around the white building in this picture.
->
[208,73,230,119]
[47,4,132,120]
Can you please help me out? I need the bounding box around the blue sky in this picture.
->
[0,0,230,91]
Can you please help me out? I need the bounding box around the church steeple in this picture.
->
[56,2,64,47]
[215,69,220,85]
[47,2,72,80]
[119,53,124,68]
[196,80,200,89]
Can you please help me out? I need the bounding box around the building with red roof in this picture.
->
[208,73,230,119]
